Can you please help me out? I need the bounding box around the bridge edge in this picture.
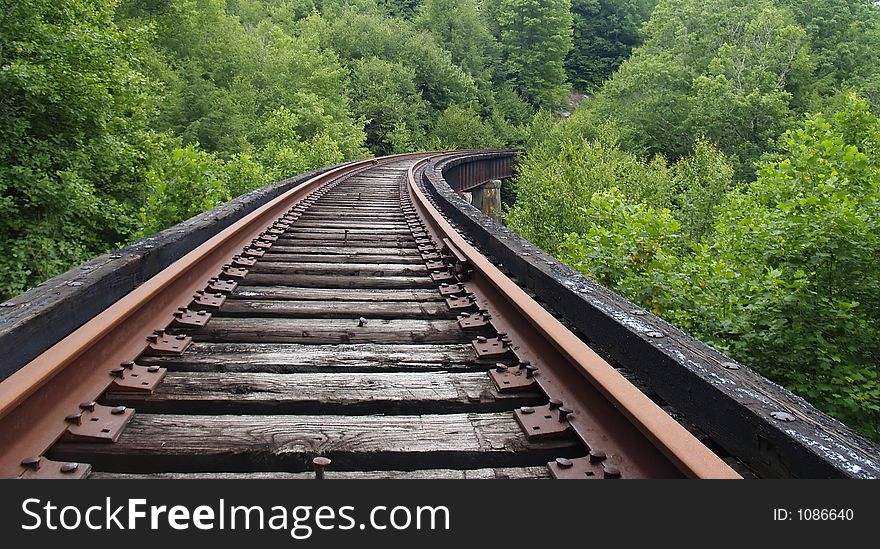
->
[0,163,347,380]
[423,150,880,479]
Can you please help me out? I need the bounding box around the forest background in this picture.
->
[2,0,878,440]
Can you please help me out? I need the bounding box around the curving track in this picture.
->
[0,154,740,479]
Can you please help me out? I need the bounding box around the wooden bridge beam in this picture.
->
[470,179,502,219]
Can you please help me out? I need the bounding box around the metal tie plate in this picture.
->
[515,404,573,440]
[110,363,166,394]
[18,457,91,479]
[145,332,192,355]
[438,283,465,296]
[208,278,237,293]
[489,364,537,392]
[430,270,455,282]
[458,312,489,329]
[221,265,249,279]
[441,237,472,280]
[62,404,134,443]
[172,308,212,327]
[471,336,509,358]
[548,457,607,479]
[232,255,257,267]
[242,247,266,258]
[192,291,226,309]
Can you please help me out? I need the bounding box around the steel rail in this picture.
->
[407,157,741,479]
[1,150,740,479]
[0,153,431,478]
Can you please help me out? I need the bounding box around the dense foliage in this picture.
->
[509,96,880,440]
[566,0,655,91]
[3,0,878,439]
[501,0,880,439]
[0,0,549,299]
[492,0,573,109]
[585,0,880,178]
[0,1,157,297]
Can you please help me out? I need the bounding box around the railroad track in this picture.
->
[0,154,740,479]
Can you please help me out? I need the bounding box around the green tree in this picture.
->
[588,0,813,179]
[0,0,158,299]
[122,2,365,159]
[138,145,230,236]
[679,96,880,438]
[505,118,678,253]
[490,0,573,109]
[324,9,477,113]
[377,0,421,19]
[415,0,499,84]
[670,138,733,242]
[349,58,430,154]
[431,104,505,149]
[511,95,880,440]
[566,0,655,91]
[556,188,684,316]
[255,106,347,177]
[778,0,880,98]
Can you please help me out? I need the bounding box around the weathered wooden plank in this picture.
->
[186,317,474,344]
[306,205,400,213]
[324,187,399,191]
[212,300,456,319]
[309,205,400,210]
[105,371,540,414]
[300,205,401,211]
[322,189,399,193]
[277,233,414,243]
[240,273,437,289]
[286,227,412,236]
[292,221,408,230]
[259,253,425,264]
[135,343,483,372]
[272,238,418,249]
[90,467,550,479]
[297,213,406,222]
[249,261,427,277]
[49,413,580,472]
[230,287,442,302]
[319,193,398,197]
[265,245,420,256]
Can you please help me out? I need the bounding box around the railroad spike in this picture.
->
[313,457,331,480]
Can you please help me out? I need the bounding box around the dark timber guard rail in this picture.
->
[0,163,346,381]
[422,150,880,479]
[442,153,517,192]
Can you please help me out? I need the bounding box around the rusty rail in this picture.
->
[0,150,746,479]
[421,151,880,479]
[406,158,739,479]
[0,154,425,478]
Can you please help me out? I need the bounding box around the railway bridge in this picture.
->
[1,150,878,479]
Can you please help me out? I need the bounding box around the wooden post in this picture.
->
[471,179,502,219]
